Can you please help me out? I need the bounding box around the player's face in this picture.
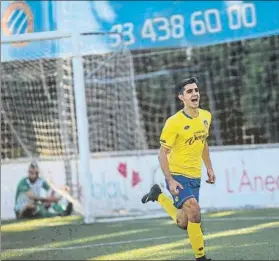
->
[179,83,200,109]
[28,167,38,183]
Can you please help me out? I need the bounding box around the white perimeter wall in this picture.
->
[1,146,279,220]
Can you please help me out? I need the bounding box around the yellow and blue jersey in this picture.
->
[160,109,212,178]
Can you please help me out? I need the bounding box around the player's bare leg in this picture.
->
[176,208,188,230]
[142,185,210,260]
[180,198,211,261]
[142,184,188,230]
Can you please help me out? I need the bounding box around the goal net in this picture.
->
[2,32,279,221]
[1,32,148,221]
[1,35,84,214]
[130,35,279,147]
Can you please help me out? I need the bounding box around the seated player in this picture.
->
[14,161,73,219]
[141,77,215,261]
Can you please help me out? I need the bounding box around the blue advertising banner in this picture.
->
[1,1,279,61]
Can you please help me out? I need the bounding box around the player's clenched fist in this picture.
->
[206,169,216,184]
[168,179,184,196]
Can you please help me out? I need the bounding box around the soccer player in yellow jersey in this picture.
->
[141,77,215,261]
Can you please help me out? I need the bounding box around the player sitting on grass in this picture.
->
[14,162,73,219]
[142,77,215,261]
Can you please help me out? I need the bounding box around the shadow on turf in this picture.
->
[1,216,176,258]
[2,214,279,260]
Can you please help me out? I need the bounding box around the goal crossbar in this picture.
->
[1,31,72,44]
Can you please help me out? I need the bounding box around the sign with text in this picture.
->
[1,146,278,220]
[1,1,279,61]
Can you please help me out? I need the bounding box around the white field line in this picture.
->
[95,214,279,223]
[2,234,182,252]
[2,215,279,253]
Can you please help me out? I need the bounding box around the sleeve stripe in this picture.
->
[160,142,172,149]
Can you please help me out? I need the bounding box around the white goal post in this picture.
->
[1,31,94,223]
[2,31,279,223]
[1,30,149,223]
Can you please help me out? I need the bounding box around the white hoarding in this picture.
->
[1,147,279,220]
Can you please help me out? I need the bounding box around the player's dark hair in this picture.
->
[175,77,198,95]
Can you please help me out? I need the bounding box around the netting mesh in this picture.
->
[131,35,279,147]
[83,50,147,152]
[1,33,279,220]
[1,58,76,158]
[1,38,80,200]
[1,35,279,162]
